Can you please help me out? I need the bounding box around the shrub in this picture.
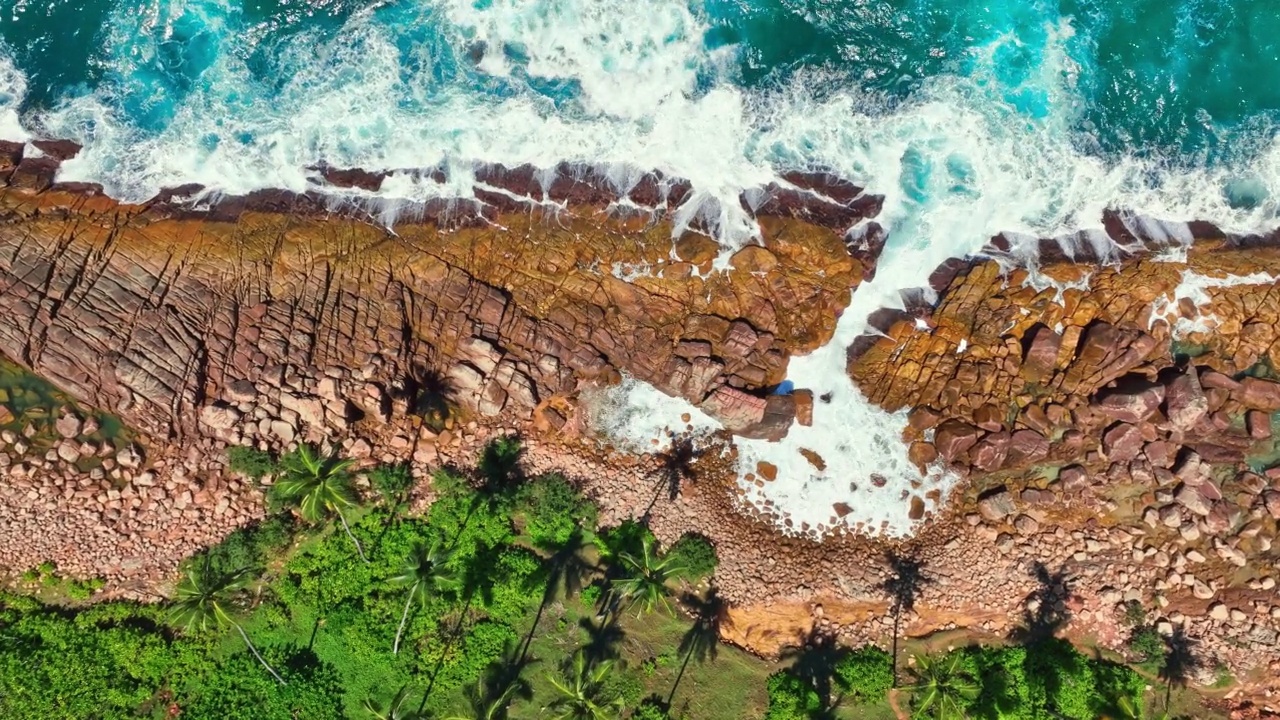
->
[764,670,820,720]
[632,697,672,719]
[517,474,595,549]
[1120,599,1146,628]
[203,514,295,577]
[227,446,277,480]
[368,463,414,503]
[602,665,646,707]
[664,533,718,582]
[1128,626,1165,663]
[594,520,653,565]
[833,645,892,704]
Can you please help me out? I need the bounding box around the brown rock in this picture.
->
[793,389,814,427]
[978,487,1015,522]
[1238,377,1280,411]
[1263,490,1280,521]
[1175,483,1213,516]
[1058,465,1090,491]
[756,461,778,482]
[1199,369,1242,392]
[1006,430,1049,466]
[1102,423,1144,462]
[1094,380,1165,423]
[908,441,938,471]
[907,406,942,434]
[1021,324,1062,383]
[1020,404,1052,436]
[1142,440,1180,469]
[973,404,1005,432]
[1164,368,1208,431]
[971,431,1010,471]
[832,502,853,518]
[1247,410,1272,439]
[933,420,982,462]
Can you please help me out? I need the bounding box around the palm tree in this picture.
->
[667,590,726,705]
[613,534,683,617]
[363,684,424,719]
[169,558,286,685]
[392,540,460,654]
[544,651,625,720]
[906,653,980,720]
[272,444,368,562]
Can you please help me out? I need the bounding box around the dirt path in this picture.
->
[887,688,910,720]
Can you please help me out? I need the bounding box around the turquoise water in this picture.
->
[0,0,1279,271]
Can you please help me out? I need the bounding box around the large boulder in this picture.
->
[1102,423,1144,462]
[1238,377,1280,412]
[1175,483,1213,516]
[934,420,982,462]
[704,388,795,441]
[1094,380,1165,423]
[1021,325,1062,383]
[199,404,241,431]
[971,431,1010,471]
[978,488,1016,522]
[1164,369,1208,431]
[1006,430,1050,466]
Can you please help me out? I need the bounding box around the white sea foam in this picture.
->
[1150,270,1280,339]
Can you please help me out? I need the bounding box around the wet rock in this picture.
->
[793,390,814,427]
[908,496,926,521]
[934,420,982,462]
[908,441,938,470]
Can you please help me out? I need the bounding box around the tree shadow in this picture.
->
[464,638,539,720]
[416,546,499,712]
[578,610,627,668]
[668,589,729,705]
[478,435,526,496]
[1160,626,1202,712]
[641,434,701,523]
[518,528,596,663]
[404,365,456,434]
[779,627,850,710]
[880,550,933,686]
[1011,562,1073,643]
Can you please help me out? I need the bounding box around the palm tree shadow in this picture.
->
[880,550,932,686]
[667,589,729,705]
[779,627,849,710]
[478,435,526,496]
[1011,561,1073,643]
[404,365,456,434]
[578,610,627,667]
[518,528,596,663]
[641,435,701,523]
[1160,627,1202,711]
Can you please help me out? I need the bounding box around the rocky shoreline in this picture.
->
[4,141,1280,714]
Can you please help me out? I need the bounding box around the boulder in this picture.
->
[1094,381,1165,423]
[1238,377,1280,411]
[1021,324,1062,383]
[1164,369,1208,431]
[55,413,83,439]
[973,404,1005,432]
[705,388,794,441]
[971,431,1010,471]
[199,405,241,431]
[907,406,942,433]
[1175,483,1212,517]
[1058,465,1089,491]
[978,488,1016,522]
[1142,440,1179,469]
[1247,410,1272,439]
[1006,430,1049,466]
[908,441,938,470]
[1263,490,1280,521]
[1102,423,1144,462]
[794,389,814,427]
[934,420,982,462]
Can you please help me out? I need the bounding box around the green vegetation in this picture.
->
[227,445,278,481]
[0,438,1202,720]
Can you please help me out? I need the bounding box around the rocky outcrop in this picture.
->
[0,146,867,441]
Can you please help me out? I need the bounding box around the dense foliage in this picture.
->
[833,645,893,704]
[226,446,277,481]
[664,533,718,582]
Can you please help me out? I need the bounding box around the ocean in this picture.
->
[3,0,1277,534]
